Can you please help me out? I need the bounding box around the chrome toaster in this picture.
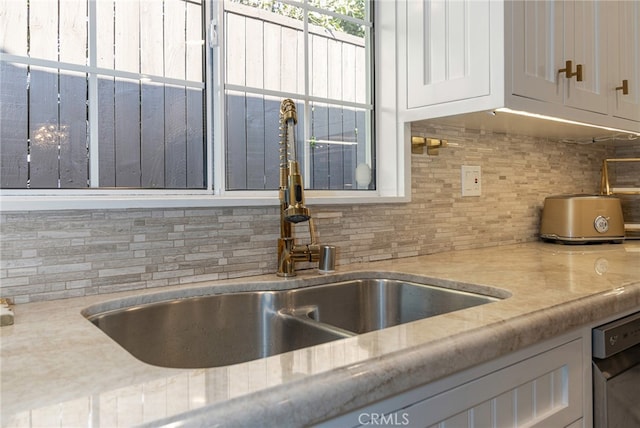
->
[540,194,625,243]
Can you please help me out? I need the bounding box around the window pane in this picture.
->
[0,0,28,57]
[225,94,373,191]
[0,0,206,190]
[28,66,61,188]
[95,0,206,189]
[98,76,206,189]
[30,67,88,189]
[0,62,29,188]
[225,2,305,94]
[308,102,373,190]
[59,70,90,188]
[223,0,374,192]
[100,76,142,187]
[227,0,305,23]
[309,14,367,103]
[225,92,289,190]
[308,0,367,24]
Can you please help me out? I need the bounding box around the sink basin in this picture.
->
[87,291,352,369]
[86,278,501,368]
[288,279,499,334]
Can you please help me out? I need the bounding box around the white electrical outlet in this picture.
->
[461,165,481,197]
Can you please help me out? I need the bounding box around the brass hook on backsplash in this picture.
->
[411,136,448,155]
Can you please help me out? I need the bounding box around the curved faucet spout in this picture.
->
[277,99,322,276]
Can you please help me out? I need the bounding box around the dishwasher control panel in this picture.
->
[593,311,640,359]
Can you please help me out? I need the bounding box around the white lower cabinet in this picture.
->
[397,339,582,428]
[319,335,586,428]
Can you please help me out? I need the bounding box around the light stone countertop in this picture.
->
[1,242,640,427]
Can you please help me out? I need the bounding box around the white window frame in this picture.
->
[0,0,408,212]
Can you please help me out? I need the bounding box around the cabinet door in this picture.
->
[406,0,490,109]
[511,0,564,105]
[609,1,640,122]
[512,0,607,114]
[391,339,583,428]
[563,0,608,114]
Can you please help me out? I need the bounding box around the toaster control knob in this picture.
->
[594,216,610,233]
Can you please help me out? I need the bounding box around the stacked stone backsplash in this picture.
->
[3,123,634,303]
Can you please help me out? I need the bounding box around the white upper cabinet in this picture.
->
[563,0,608,113]
[400,0,640,135]
[400,0,504,123]
[512,0,608,114]
[608,1,640,122]
[406,0,491,109]
[511,1,564,106]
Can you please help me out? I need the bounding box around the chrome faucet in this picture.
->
[277,99,320,277]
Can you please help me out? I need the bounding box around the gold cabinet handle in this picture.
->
[558,60,583,82]
[615,79,629,95]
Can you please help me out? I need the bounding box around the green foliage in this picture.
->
[231,0,366,37]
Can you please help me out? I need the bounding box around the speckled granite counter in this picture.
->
[2,242,640,427]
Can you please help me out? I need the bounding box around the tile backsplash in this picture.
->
[2,123,636,303]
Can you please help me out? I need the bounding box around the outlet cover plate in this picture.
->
[461,165,481,197]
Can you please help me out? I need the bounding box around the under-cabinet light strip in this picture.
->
[495,108,640,137]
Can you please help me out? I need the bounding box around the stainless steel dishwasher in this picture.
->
[592,311,640,428]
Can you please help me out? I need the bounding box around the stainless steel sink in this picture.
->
[86,278,501,368]
[87,291,352,369]
[288,279,499,334]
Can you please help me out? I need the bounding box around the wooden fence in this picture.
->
[0,1,371,190]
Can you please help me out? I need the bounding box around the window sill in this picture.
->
[0,190,409,212]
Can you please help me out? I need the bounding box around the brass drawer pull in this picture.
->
[558,60,583,82]
[615,79,629,95]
